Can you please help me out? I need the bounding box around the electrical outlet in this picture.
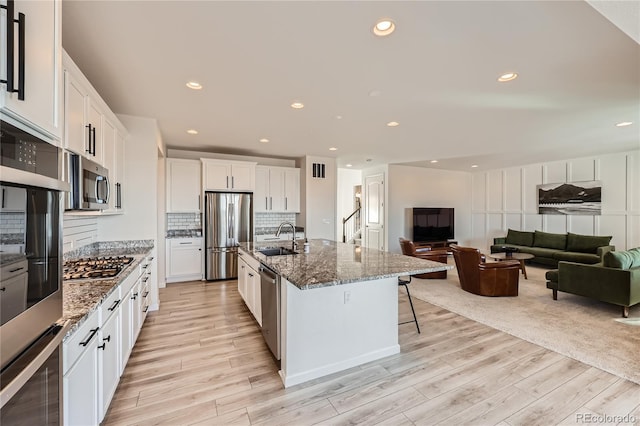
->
[344,290,351,304]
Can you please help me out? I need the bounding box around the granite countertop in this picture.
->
[239,239,453,290]
[62,240,154,340]
[0,252,27,267]
[166,229,202,238]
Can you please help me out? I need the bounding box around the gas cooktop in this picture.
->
[63,256,134,281]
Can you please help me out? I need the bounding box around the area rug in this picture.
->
[409,263,640,384]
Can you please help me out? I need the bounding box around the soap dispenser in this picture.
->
[303,238,310,253]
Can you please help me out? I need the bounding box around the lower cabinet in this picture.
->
[63,311,100,426]
[166,238,202,283]
[238,251,261,326]
[63,252,153,425]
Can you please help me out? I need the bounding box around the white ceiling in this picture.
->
[61,1,639,171]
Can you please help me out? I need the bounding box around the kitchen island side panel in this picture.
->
[280,277,399,387]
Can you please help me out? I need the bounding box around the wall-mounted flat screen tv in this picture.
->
[412,208,454,242]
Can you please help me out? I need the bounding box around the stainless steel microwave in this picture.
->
[65,152,110,210]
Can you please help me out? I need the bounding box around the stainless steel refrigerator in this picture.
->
[205,192,253,280]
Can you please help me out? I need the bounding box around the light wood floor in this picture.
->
[103,279,640,426]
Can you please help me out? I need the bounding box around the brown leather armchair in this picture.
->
[450,244,520,296]
[399,238,448,279]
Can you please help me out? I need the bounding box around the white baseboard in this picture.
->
[281,344,400,388]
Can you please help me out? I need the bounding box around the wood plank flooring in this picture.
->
[103,278,640,426]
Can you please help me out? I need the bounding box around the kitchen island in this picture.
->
[239,239,453,387]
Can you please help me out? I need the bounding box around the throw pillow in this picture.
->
[566,233,612,254]
[533,231,567,250]
[603,248,640,269]
[505,229,534,246]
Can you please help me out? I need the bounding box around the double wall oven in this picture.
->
[0,118,69,424]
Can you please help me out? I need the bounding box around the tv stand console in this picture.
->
[415,240,458,252]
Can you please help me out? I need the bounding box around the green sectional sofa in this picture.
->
[545,247,640,317]
[491,229,614,266]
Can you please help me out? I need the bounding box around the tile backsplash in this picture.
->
[167,213,201,231]
[255,212,296,231]
[0,212,25,235]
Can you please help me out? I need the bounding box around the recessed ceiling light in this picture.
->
[368,90,382,97]
[387,121,399,127]
[291,102,304,109]
[430,160,438,163]
[346,164,353,167]
[329,147,337,151]
[373,19,395,36]
[186,81,202,90]
[186,129,198,135]
[259,138,269,143]
[471,164,479,168]
[616,121,633,127]
[336,115,343,120]
[497,72,518,82]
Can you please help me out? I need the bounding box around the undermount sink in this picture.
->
[259,247,299,256]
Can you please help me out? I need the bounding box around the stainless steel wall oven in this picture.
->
[0,118,69,422]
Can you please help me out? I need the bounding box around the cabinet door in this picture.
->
[249,267,262,326]
[63,334,99,426]
[204,162,231,190]
[130,278,142,342]
[0,0,61,140]
[167,159,201,212]
[230,163,255,191]
[0,185,26,212]
[167,242,202,278]
[120,287,133,373]
[284,168,300,212]
[115,131,125,210]
[102,119,116,209]
[268,167,286,212]
[238,258,247,302]
[0,271,27,324]
[64,70,89,156]
[254,166,269,212]
[87,100,102,163]
[99,310,120,421]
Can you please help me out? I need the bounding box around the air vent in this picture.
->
[312,163,326,178]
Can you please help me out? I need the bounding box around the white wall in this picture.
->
[156,152,166,288]
[97,115,159,242]
[471,150,640,251]
[386,165,473,254]
[336,168,362,241]
[298,156,336,240]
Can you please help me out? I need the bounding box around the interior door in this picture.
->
[364,173,384,251]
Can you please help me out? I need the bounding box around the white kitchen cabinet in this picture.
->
[167,158,201,212]
[0,260,27,324]
[202,159,256,192]
[0,0,62,142]
[102,118,116,210]
[114,131,125,210]
[238,249,261,326]
[63,310,100,426]
[99,296,121,422]
[254,166,300,213]
[166,237,203,283]
[0,185,26,212]
[119,275,136,372]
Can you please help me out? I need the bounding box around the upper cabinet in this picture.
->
[0,0,62,142]
[62,50,128,213]
[255,166,300,213]
[167,158,201,213]
[202,159,256,192]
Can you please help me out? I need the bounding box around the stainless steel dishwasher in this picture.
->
[260,265,281,360]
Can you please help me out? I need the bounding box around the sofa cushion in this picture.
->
[533,231,567,250]
[603,248,640,269]
[553,251,600,264]
[517,246,560,258]
[505,229,534,247]
[566,233,612,254]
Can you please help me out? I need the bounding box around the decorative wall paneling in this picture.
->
[471,151,639,251]
[63,215,98,252]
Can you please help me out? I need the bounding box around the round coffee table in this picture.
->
[486,252,535,279]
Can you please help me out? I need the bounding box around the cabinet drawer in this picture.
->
[238,249,260,271]
[101,287,122,323]
[169,238,202,248]
[63,309,100,374]
[120,269,138,296]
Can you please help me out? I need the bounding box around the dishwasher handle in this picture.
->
[259,266,277,284]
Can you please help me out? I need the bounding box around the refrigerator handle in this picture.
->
[230,203,235,243]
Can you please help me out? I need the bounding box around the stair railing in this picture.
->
[342,207,362,243]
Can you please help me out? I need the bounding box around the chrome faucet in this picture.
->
[276,222,298,251]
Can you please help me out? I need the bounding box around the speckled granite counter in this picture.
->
[62,240,154,339]
[0,252,27,267]
[239,239,452,290]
